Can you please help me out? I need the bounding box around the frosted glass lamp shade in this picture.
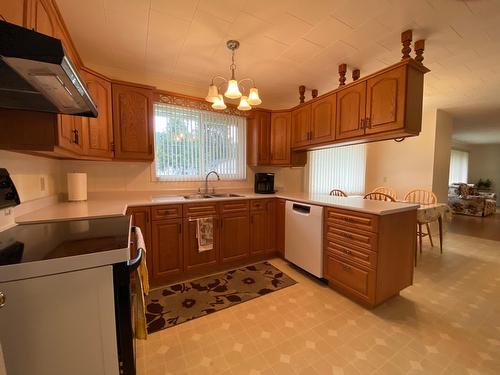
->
[247,87,262,105]
[224,79,242,99]
[212,95,227,110]
[205,84,219,103]
[237,96,251,111]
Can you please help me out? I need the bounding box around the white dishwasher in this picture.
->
[285,201,324,277]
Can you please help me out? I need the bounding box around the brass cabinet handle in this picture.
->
[365,117,371,128]
[360,118,365,129]
[0,291,5,308]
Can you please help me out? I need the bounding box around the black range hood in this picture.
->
[0,20,97,117]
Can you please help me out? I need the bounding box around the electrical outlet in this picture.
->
[4,208,12,216]
[40,176,46,192]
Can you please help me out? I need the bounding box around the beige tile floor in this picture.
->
[137,232,500,375]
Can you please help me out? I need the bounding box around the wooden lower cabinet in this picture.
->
[250,199,275,255]
[220,213,250,264]
[324,207,416,307]
[183,216,219,272]
[151,219,183,279]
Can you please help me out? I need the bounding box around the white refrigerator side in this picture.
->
[0,266,119,375]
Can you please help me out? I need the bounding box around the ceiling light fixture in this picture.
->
[205,40,261,111]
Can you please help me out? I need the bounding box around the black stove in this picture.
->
[0,216,131,267]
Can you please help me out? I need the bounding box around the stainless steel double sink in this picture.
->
[183,193,244,200]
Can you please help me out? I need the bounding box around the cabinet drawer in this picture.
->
[250,199,273,211]
[220,200,249,214]
[152,205,182,220]
[326,226,378,251]
[324,254,375,300]
[183,203,218,219]
[325,208,378,233]
[325,240,377,269]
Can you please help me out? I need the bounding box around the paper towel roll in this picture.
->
[67,173,87,201]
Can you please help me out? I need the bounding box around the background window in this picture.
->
[308,144,366,194]
[449,149,469,184]
[154,103,246,181]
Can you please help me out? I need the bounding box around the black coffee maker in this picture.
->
[254,173,275,194]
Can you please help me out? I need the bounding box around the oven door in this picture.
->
[113,226,145,375]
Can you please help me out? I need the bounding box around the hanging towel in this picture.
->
[135,228,150,295]
[133,267,147,340]
[196,217,214,252]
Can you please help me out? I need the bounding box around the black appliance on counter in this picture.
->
[0,168,21,209]
[254,172,275,194]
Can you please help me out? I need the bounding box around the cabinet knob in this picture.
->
[0,291,6,308]
[365,117,371,128]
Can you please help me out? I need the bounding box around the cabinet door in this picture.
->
[151,219,183,279]
[275,199,286,257]
[80,70,113,158]
[27,0,56,36]
[291,105,311,148]
[247,111,271,166]
[311,93,336,144]
[365,66,406,135]
[1,0,27,26]
[336,82,366,140]
[270,112,291,165]
[112,83,154,161]
[184,218,218,272]
[57,114,83,154]
[250,200,275,256]
[220,214,250,264]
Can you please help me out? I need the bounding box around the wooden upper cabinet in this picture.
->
[291,104,311,148]
[57,114,83,154]
[336,82,366,140]
[365,66,406,135]
[311,93,336,144]
[112,83,154,161]
[247,110,271,166]
[80,69,113,158]
[270,112,291,165]
[26,0,56,36]
[1,0,27,26]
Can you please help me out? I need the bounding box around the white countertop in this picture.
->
[14,191,419,225]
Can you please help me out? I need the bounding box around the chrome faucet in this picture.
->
[204,171,220,194]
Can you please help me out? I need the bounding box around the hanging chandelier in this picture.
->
[205,40,262,111]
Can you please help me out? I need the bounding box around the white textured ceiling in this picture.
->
[57,0,500,131]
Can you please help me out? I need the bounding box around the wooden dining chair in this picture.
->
[329,189,348,197]
[363,192,396,202]
[404,189,438,256]
[372,186,397,200]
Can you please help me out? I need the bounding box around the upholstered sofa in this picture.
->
[448,184,497,217]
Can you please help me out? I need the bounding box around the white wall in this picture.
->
[432,110,454,202]
[467,144,500,203]
[365,107,438,200]
[59,160,305,194]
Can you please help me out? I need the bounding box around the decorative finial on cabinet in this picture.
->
[311,89,318,98]
[352,69,360,81]
[338,64,347,86]
[401,29,413,60]
[299,85,306,103]
[414,39,425,64]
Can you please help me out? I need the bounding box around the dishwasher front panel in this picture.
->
[284,201,324,277]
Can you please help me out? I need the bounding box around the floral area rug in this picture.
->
[145,262,296,333]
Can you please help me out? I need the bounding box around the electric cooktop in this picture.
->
[0,216,131,267]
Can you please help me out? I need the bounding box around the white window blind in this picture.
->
[154,103,246,181]
[308,145,366,195]
[449,149,469,184]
